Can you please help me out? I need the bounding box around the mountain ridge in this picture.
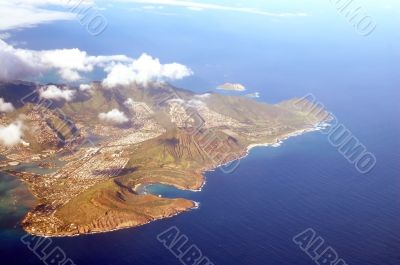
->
[0,80,329,237]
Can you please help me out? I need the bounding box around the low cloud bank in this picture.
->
[0,40,192,87]
[0,39,131,82]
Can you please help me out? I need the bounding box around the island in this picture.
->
[0,80,329,237]
[216,83,246,92]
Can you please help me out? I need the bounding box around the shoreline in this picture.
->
[20,121,330,238]
[246,122,330,153]
[28,200,199,238]
[195,121,331,193]
[141,122,330,198]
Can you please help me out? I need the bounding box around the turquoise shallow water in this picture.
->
[0,172,34,237]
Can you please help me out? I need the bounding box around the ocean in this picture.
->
[1,2,399,264]
[1,94,399,264]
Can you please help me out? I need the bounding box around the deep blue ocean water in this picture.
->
[1,2,399,264]
[1,97,399,264]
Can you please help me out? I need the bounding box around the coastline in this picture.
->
[20,121,330,238]
[246,122,330,152]
[29,199,199,238]
[195,122,330,196]
[189,122,331,203]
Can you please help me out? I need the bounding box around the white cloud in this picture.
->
[0,39,132,81]
[0,98,15,112]
[79,84,93,94]
[102,64,138,88]
[0,32,11,40]
[98,109,129,124]
[124,0,308,17]
[161,62,193,79]
[187,99,205,107]
[245,92,260,98]
[124,98,135,107]
[0,120,24,146]
[142,5,165,10]
[103,53,193,88]
[195,93,211,99]
[0,40,191,85]
[168,97,206,108]
[15,0,94,6]
[39,85,76,101]
[0,1,75,31]
[0,39,45,81]
[38,48,132,81]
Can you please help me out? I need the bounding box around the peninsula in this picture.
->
[0,81,329,237]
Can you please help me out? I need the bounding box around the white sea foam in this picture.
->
[246,121,330,153]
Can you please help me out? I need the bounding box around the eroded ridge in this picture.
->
[0,81,328,236]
